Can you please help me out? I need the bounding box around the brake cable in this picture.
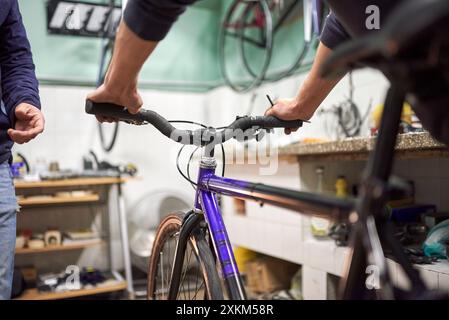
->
[171,120,226,190]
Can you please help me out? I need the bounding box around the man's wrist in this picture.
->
[292,97,314,120]
[103,77,137,101]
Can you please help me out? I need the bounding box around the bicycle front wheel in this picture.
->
[147,212,224,300]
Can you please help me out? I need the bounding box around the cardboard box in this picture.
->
[245,256,299,293]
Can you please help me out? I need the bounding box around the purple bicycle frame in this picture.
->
[194,156,353,300]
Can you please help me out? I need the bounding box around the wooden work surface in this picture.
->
[14,177,132,189]
[17,194,100,206]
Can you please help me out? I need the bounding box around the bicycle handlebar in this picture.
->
[85,100,304,146]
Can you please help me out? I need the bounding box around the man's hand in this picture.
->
[86,21,156,123]
[87,82,143,123]
[7,103,45,144]
[264,98,312,135]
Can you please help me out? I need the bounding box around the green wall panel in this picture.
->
[20,0,222,91]
[19,0,314,92]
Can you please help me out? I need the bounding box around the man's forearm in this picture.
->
[104,21,158,94]
[293,42,343,119]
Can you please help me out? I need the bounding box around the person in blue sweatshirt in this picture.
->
[0,0,44,299]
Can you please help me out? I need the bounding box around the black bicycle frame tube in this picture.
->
[341,84,416,299]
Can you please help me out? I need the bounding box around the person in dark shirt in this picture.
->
[88,0,400,128]
[0,0,44,299]
[91,0,449,143]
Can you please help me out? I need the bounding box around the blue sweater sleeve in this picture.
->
[124,0,197,41]
[0,0,40,125]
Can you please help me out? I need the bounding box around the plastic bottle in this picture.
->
[335,175,348,198]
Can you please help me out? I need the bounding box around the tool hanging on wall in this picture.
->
[96,0,121,152]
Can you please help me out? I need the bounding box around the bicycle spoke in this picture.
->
[225,30,266,48]
[160,251,165,299]
[193,264,200,300]
[193,281,205,300]
[166,237,172,299]
[180,245,193,298]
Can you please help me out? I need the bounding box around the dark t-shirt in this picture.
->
[124,0,197,41]
[124,0,403,48]
[321,0,403,49]
[123,0,449,145]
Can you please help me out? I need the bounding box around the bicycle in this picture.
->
[219,0,327,92]
[85,100,353,299]
[85,0,449,300]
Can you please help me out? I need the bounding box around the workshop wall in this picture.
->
[20,0,316,91]
[20,0,222,91]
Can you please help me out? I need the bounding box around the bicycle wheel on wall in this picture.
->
[219,0,273,92]
[261,0,313,82]
[147,212,224,300]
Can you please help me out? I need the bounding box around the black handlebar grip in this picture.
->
[257,116,304,129]
[85,100,146,124]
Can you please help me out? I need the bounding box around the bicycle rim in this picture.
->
[263,0,314,81]
[239,0,273,82]
[147,212,224,300]
[219,0,273,92]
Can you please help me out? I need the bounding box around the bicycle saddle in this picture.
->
[321,0,449,78]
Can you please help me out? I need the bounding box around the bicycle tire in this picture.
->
[147,212,224,300]
[245,0,311,82]
[239,0,273,81]
[97,33,119,153]
[219,0,273,92]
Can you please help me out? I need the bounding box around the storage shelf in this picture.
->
[15,239,104,254]
[14,177,131,189]
[15,280,127,300]
[18,194,100,207]
[280,132,449,161]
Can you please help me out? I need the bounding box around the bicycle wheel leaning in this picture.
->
[147,212,224,300]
